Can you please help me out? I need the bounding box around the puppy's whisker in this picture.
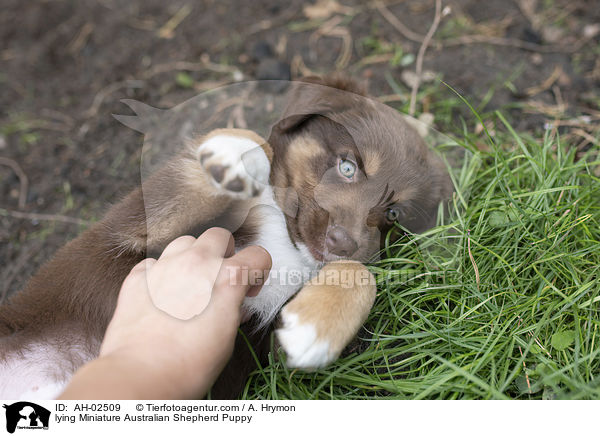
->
[406,201,430,221]
[385,189,395,205]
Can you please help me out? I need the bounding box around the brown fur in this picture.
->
[0,76,452,399]
[0,129,265,381]
[270,75,452,263]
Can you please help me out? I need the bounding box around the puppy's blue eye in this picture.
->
[385,208,400,222]
[338,159,356,179]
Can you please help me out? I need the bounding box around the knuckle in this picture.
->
[187,247,208,264]
[205,226,232,240]
[176,235,196,244]
[167,235,195,249]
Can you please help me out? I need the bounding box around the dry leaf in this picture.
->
[303,0,345,20]
[401,70,436,88]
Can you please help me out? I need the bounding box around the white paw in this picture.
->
[197,133,270,199]
[276,311,335,369]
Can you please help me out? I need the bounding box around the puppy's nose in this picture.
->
[325,226,358,257]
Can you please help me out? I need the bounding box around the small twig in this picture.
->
[409,0,444,116]
[525,65,563,97]
[1,240,41,302]
[144,54,241,79]
[467,230,480,290]
[518,344,532,394]
[350,53,395,71]
[228,86,253,129]
[244,6,303,37]
[329,27,353,70]
[375,1,425,43]
[515,317,532,394]
[191,79,234,93]
[290,54,316,78]
[83,80,145,119]
[198,97,246,130]
[0,157,28,209]
[552,84,565,110]
[40,108,76,130]
[515,0,541,30]
[67,22,94,54]
[572,128,599,146]
[576,108,600,119]
[229,102,248,129]
[310,15,343,43]
[544,119,597,129]
[523,100,566,118]
[440,33,593,54]
[377,94,407,103]
[516,315,552,359]
[156,4,192,39]
[0,208,90,226]
[374,2,585,58]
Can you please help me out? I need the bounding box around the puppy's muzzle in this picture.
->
[325,225,358,258]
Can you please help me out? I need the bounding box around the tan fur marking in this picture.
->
[286,136,325,188]
[390,185,419,204]
[363,148,381,175]
[287,136,325,163]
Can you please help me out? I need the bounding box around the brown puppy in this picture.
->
[0,76,451,399]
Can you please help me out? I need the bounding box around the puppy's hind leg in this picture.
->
[276,261,377,369]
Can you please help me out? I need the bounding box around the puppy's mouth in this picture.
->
[301,232,355,263]
[299,228,380,264]
[306,244,348,263]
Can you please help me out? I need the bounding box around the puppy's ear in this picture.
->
[406,153,453,233]
[300,74,367,95]
[274,113,315,134]
[430,153,454,205]
[272,75,366,134]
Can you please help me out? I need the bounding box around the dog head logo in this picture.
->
[3,402,50,433]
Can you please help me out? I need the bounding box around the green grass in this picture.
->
[240,109,600,400]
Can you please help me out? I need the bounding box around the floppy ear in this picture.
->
[405,152,453,233]
[273,113,316,134]
[271,82,329,135]
[272,75,367,135]
[429,152,454,205]
[300,74,367,95]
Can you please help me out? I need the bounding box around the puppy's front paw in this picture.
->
[276,310,335,369]
[275,261,377,370]
[197,129,270,199]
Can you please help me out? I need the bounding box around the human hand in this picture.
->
[60,228,271,399]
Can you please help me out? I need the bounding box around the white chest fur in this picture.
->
[241,186,320,329]
[196,131,321,328]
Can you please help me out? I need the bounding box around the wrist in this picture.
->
[59,352,184,399]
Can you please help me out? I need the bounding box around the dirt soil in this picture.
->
[1,0,599,298]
